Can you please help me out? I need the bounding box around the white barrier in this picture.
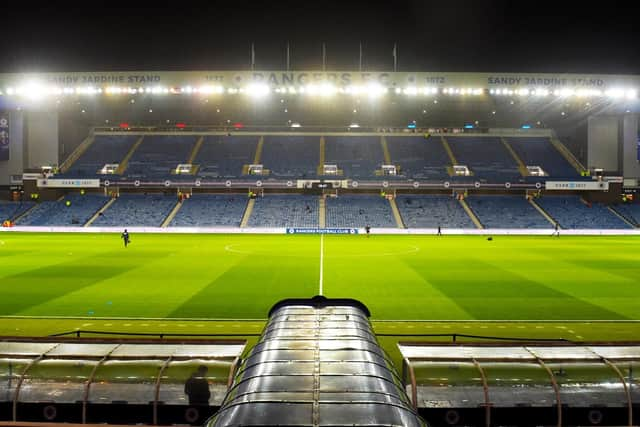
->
[1,226,639,236]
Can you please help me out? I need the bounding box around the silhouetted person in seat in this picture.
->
[184,365,210,406]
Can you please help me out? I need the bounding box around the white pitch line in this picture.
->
[319,234,324,296]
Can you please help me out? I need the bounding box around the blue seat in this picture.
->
[324,136,384,178]
[466,195,551,228]
[62,135,138,178]
[91,194,176,227]
[507,137,579,178]
[170,195,247,227]
[16,194,108,226]
[262,136,319,178]
[396,195,474,228]
[325,195,396,228]
[249,195,319,227]
[386,136,449,180]
[446,137,520,182]
[195,136,259,178]
[536,196,631,229]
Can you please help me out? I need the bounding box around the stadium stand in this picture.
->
[612,203,640,226]
[507,137,579,178]
[195,135,259,178]
[126,135,197,179]
[91,193,176,227]
[536,195,631,229]
[325,195,396,228]
[261,136,319,178]
[446,136,521,181]
[466,195,552,228]
[396,195,475,228]
[248,195,319,227]
[324,136,384,177]
[63,135,139,177]
[16,194,107,226]
[0,201,35,222]
[385,136,450,179]
[169,194,247,227]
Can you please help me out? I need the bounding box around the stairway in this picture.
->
[59,134,95,173]
[240,198,255,228]
[501,137,528,177]
[389,198,405,229]
[115,136,145,175]
[318,197,326,228]
[529,198,558,227]
[549,136,585,174]
[459,198,483,229]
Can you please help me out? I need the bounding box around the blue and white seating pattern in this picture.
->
[324,136,383,177]
[466,195,551,228]
[507,137,578,178]
[0,201,36,222]
[446,137,520,182]
[536,196,631,229]
[126,136,197,179]
[91,194,176,227]
[386,136,450,180]
[195,136,258,178]
[262,136,319,178]
[64,135,138,177]
[16,194,107,226]
[612,204,640,227]
[170,195,247,227]
[396,195,475,228]
[325,195,396,228]
[248,195,318,227]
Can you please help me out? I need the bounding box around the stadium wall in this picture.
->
[25,111,58,170]
[588,116,619,173]
[622,114,640,180]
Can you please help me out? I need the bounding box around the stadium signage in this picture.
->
[487,76,606,87]
[2,71,637,90]
[287,228,358,234]
[37,178,100,188]
[545,181,609,191]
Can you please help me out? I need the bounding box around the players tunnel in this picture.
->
[205,295,428,426]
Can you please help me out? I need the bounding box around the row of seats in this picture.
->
[16,194,106,226]
[0,201,36,222]
[8,193,636,229]
[170,195,246,227]
[248,195,319,227]
[91,194,176,227]
[536,196,631,229]
[396,195,474,228]
[466,195,552,229]
[612,204,640,226]
[325,195,396,228]
[61,135,580,182]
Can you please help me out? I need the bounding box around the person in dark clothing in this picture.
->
[437,225,441,236]
[121,229,130,248]
[184,365,211,406]
[553,222,560,237]
[365,224,371,237]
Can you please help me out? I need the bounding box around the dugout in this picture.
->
[0,339,245,425]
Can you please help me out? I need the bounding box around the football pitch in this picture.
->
[0,232,639,347]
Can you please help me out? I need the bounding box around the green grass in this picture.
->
[0,232,639,356]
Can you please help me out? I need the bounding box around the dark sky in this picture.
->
[1,0,639,74]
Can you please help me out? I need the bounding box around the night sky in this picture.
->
[1,0,639,74]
